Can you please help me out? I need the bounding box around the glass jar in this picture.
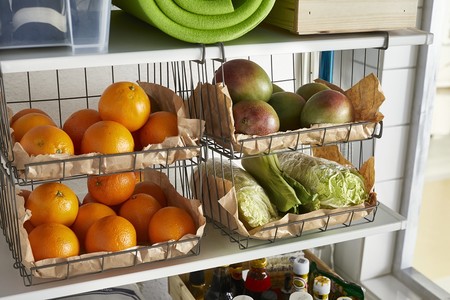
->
[187,270,206,300]
[205,265,234,300]
[244,258,272,300]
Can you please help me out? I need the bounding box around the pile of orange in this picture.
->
[22,173,197,260]
[11,81,180,157]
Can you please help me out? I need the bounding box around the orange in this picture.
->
[148,206,196,245]
[23,221,35,234]
[138,111,178,147]
[87,172,136,206]
[62,109,102,155]
[133,181,167,207]
[10,108,50,126]
[28,223,79,261]
[18,189,31,201]
[80,120,134,154]
[71,202,116,249]
[82,192,121,213]
[98,81,151,132]
[25,182,79,227]
[131,130,143,151]
[20,189,34,233]
[11,112,56,142]
[20,125,74,156]
[119,193,162,243]
[85,215,137,253]
[81,192,98,205]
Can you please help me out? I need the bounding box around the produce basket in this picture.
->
[0,162,206,286]
[193,143,379,249]
[188,63,385,157]
[0,62,206,184]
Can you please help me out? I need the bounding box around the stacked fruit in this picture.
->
[213,59,355,135]
[9,81,179,157]
[21,172,197,261]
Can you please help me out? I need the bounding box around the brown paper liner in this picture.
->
[193,146,377,241]
[9,82,205,181]
[17,170,206,279]
[188,73,384,155]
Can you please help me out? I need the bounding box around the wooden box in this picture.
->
[264,0,418,35]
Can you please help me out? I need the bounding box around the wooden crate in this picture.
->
[264,0,418,35]
[168,250,338,299]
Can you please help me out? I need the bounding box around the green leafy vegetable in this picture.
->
[241,154,318,214]
[203,159,278,229]
[278,152,368,208]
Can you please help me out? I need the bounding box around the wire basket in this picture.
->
[0,59,209,286]
[190,47,385,248]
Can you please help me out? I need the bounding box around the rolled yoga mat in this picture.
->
[112,0,276,44]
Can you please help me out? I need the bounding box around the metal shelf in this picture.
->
[0,11,433,74]
[0,203,405,299]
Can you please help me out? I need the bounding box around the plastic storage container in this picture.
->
[0,0,111,53]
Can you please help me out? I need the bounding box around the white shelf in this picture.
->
[0,203,405,300]
[0,8,430,300]
[0,11,433,74]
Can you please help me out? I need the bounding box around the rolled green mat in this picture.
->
[112,0,276,44]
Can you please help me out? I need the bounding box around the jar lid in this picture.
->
[313,276,331,294]
[289,291,313,300]
[293,257,310,275]
[250,258,267,268]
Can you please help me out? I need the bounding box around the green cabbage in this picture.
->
[277,152,368,209]
[241,154,319,214]
[203,159,278,229]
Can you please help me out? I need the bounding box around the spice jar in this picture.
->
[312,276,331,300]
[292,256,309,293]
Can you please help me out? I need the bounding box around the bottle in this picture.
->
[244,258,272,300]
[292,256,309,293]
[187,270,206,300]
[281,272,293,297]
[312,276,331,300]
[205,265,234,300]
[289,291,313,300]
[229,263,245,296]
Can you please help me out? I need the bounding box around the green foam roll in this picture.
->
[112,0,276,44]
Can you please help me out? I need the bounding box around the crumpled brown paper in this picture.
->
[9,82,205,181]
[189,73,384,155]
[17,169,206,279]
[193,145,377,240]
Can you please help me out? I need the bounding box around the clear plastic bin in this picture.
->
[0,0,111,53]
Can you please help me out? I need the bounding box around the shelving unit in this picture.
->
[0,10,433,300]
[0,204,404,300]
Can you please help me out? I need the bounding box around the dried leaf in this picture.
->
[359,156,375,191]
[344,73,385,122]
[312,145,352,166]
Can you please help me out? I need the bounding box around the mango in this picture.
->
[233,100,279,135]
[268,92,305,131]
[214,59,272,104]
[300,90,354,128]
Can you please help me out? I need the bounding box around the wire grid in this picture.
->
[0,59,208,184]
[195,48,384,248]
[0,59,208,285]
